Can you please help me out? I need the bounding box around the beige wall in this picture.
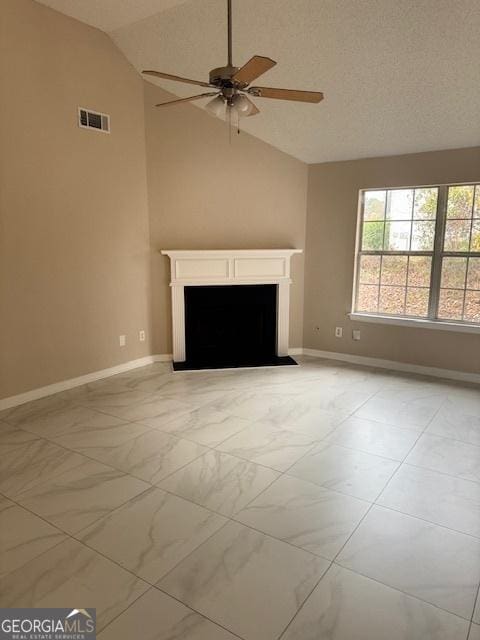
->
[0,0,151,398]
[304,147,480,373]
[144,81,308,355]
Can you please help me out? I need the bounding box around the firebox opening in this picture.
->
[174,284,297,371]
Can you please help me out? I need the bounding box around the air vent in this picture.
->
[78,107,110,133]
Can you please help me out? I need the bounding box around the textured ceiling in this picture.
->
[36,0,480,163]
[35,0,189,31]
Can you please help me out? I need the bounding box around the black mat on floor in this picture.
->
[172,355,298,371]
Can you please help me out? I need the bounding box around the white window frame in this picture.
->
[350,181,480,334]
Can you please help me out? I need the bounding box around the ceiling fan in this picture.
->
[142,0,324,121]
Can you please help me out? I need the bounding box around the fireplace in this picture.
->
[181,284,283,369]
[162,249,302,370]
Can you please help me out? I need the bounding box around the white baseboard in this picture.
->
[0,355,173,411]
[151,354,173,363]
[302,348,480,385]
[288,347,303,356]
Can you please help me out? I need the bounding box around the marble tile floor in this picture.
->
[0,356,479,639]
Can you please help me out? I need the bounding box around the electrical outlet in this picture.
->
[139,330,146,342]
[352,330,361,341]
[119,335,126,347]
[335,327,343,338]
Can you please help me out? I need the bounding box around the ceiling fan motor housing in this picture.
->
[209,65,240,86]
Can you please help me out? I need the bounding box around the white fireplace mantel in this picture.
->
[161,249,302,363]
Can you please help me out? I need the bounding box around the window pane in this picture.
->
[364,191,386,221]
[438,289,464,320]
[411,221,435,251]
[447,185,474,219]
[444,220,471,251]
[356,183,480,324]
[467,258,480,290]
[359,255,381,284]
[414,188,438,220]
[362,221,384,250]
[381,256,408,286]
[357,285,378,312]
[470,220,480,251]
[441,257,467,289]
[464,291,480,323]
[384,221,411,250]
[386,189,413,220]
[408,256,432,287]
[379,286,405,315]
[405,288,429,317]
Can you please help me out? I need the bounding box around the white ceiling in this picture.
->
[36,0,480,163]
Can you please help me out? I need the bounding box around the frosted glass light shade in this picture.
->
[205,95,225,117]
[231,94,254,116]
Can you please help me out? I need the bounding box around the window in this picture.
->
[353,183,480,327]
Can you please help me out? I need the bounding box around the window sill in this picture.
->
[349,313,480,334]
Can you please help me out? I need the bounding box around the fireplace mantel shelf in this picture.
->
[161,248,303,362]
[161,249,302,287]
[161,249,302,257]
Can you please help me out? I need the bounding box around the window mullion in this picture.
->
[428,186,448,320]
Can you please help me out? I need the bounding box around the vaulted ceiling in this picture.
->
[35,0,189,31]
[36,0,480,163]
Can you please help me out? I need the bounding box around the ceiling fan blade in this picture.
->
[143,70,212,88]
[155,92,219,107]
[248,87,324,103]
[232,56,276,86]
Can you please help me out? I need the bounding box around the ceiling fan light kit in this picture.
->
[206,93,255,121]
[232,94,255,115]
[205,95,226,117]
[142,0,324,130]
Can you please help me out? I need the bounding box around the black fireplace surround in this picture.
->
[173,284,297,371]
